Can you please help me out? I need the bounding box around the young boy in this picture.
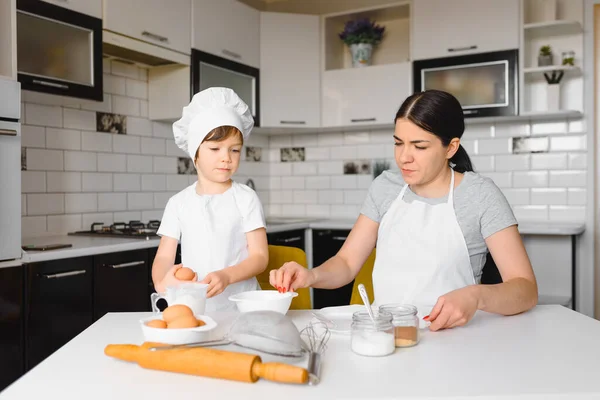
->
[152,87,268,312]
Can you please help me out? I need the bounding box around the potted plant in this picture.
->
[544,70,564,111]
[339,18,385,68]
[538,45,553,66]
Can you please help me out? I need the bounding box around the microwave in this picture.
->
[191,49,260,127]
[413,49,518,118]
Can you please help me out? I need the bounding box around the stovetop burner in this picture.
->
[69,220,161,239]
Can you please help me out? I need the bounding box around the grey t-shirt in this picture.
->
[360,170,518,282]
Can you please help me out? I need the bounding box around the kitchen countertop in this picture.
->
[18,219,585,264]
[1,305,599,399]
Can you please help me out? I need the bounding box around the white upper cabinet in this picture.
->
[322,62,411,127]
[260,12,320,128]
[193,0,260,68]
[41,0,102,18]
[412,0,519,60]
[103,0,191,54]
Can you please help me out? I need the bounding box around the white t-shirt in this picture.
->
[157,180,266,312]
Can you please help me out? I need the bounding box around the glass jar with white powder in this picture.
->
[350,310,395,357]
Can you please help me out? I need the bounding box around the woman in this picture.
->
[270,90,538,331]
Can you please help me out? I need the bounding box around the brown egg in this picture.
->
[196,319,206,327]
[175,267,195,281]
[163,304,194,324]
[146,319,167,329]
[168,315,199,329]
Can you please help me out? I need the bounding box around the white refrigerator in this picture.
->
[0,78,21,262]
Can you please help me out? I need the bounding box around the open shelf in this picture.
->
[524,65,581,81]
[323,2,410,71]
[524,20,583,37]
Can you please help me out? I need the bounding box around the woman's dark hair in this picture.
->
[394,90,474,173]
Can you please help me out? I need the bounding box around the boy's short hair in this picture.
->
[194,126,243,161]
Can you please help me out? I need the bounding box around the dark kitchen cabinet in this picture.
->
[0,266,25,392]
[25,256,93,370]
[147,245,181,311]
[312,229,354,309]
[267,229,305,251]
[93,250,150,320]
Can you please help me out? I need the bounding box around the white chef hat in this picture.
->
[172,87,254,160]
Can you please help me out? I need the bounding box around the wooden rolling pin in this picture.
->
[104,342,309,385]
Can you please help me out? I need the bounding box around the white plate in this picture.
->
[312,305,365,335]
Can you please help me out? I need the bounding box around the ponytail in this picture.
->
[450,144,473,173]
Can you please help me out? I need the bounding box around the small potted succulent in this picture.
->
[339,18,385,68]
[538,45,554,66]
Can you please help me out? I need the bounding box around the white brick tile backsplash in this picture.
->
[269,162,292,176]
[113,211,141,222]
[127,117,153,137]
[568,153,587,169]
[480,172,511,188]
[267,177,281,190]
[319,190,344,204]
[27,194,64,215]
[23,90,81,108]
[281,177,305,190]
[512,205,548,222]
[292,162,318,175]
[82,212,114,228]
[271,190,293,204]
[549,205,585,222]
[153,156,176,173]
[103,74,126,95]
[305,147,330,161]
[306,176,330,190]
[478,138,511,155]
[470,155,494,172]
[530,153,568,170]
[344,190,367,205]
[141,138,166,155]
[269,135,292,148]
[502,188,530,205]
[318,161,343,175]
[140,100,149,118]
[152,122,172,139]
[21,125,45,148]
[166,140,187,157]
[113,134,141,154]
[22,171,46,193]
[111,60,139,79]
[154,192,173,209]
[513,171,548,188]
[344,132,370,144]
[292,134,318,147]
[331,175,357,189]
[240,162,269,176]
[64,151,97,171]
[103,58,111,72]
[46,128,81,150]
[166,175,189,191]
[369,131,393,144]
[113,173,141,192]
[330,146,357,160]
[531,121,567,135]
[142,174,166,191]
[464,124,493,139]
[25,103,62,127]
[81,131,112,152]
[47,214,82,234]
[265,204,281,217]
[65,193,97,213]
[460,139,477,155]
[252,177,269,191]
[98,193,127,211]
[330,204,360,219]
[79,95,112,113]
[550,135,586,151]
[138,67,148,81]
[21,195,26,216]
[358,175,374,189]
[82,173,112,192]
[97,153,127,172]
[247,135,269,148]
[531,188,567,205]
[358,144,390,159]
[257,190,269,205]
[112,95,140,116]
[568,119,584,133]
[293,190,318,204]
[21,216,47,238]
[318,132,343,146]
[128,192,154,210]
[568,188,586,205]
[549,170,586,187]
[495,155,530,172]
[494,123,530,137]
[306,204,331,217]
[127,155,153,173]
[126,79,148,99]
[142,210,164,221]
[47,172,81,193]
[63,108,95,131]
[26,149,63,171]
[265,148,280,162]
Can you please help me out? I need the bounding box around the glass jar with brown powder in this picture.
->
[378,304,419,348]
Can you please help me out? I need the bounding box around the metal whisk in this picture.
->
[300,321,331,385]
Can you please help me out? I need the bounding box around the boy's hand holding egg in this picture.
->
[156,265,196,293]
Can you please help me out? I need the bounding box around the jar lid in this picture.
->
[352,310,393,329]
[378,304,418,317]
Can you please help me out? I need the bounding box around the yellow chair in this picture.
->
[256,245,312,309]
[349,249,376,305]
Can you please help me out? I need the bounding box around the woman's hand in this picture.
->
[426,285,480,331]
[155,264,184,294]
[270,262,314,292]
[201,270,231,298]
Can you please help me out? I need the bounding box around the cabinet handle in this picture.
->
[33,79,69,90]
[0,129,17,136]
[222,49,242,59]
[279,236,302,243]
[351,118,376,123]
[280,121,306,125]
[142,31,169,43]
[448,45,477,53]
[332,236,347,241]
[42,270,86,279]
[106,260,145,269]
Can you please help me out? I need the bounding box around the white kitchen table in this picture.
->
[2,305,600,400]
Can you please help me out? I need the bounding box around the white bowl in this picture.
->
[229,290,298,314]
[139,314,217,345]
